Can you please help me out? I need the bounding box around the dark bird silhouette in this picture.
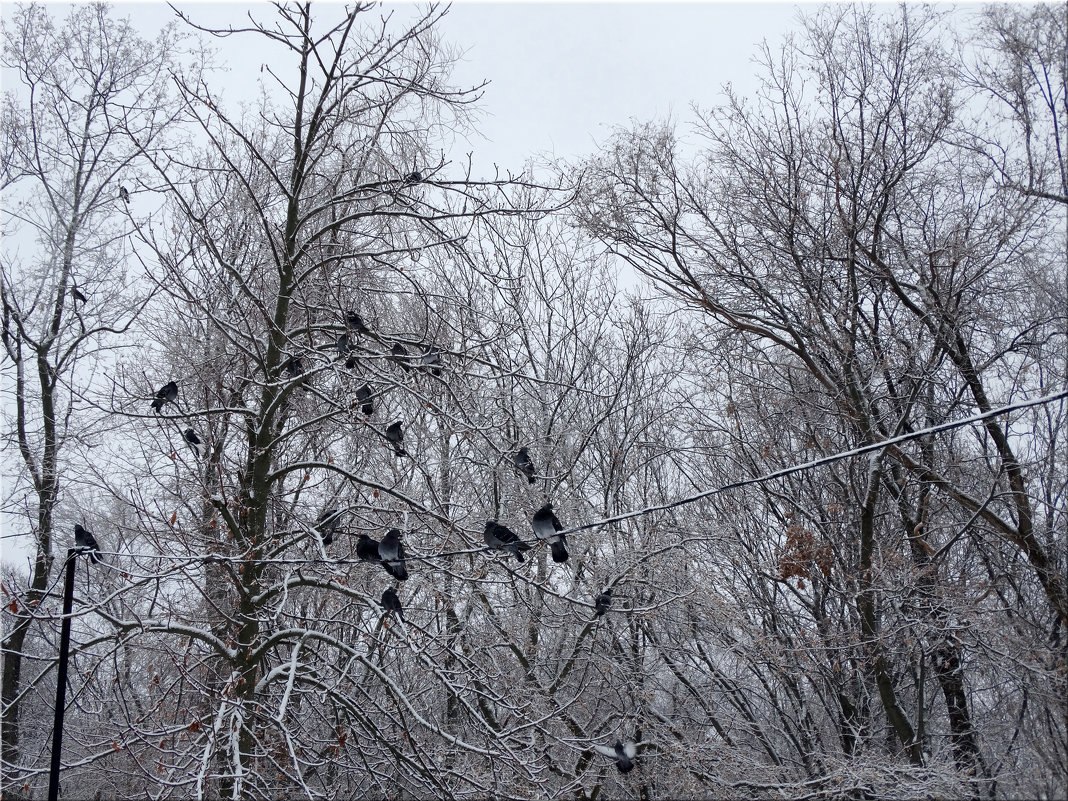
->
[379,529,408,580]
[594,740,636,773]
[151,381,178,413]
[595,590,612,617]
[346,311,369,335]
[284,356,309,391]
[419,345,443,377]
[73,524,102,564]
[532,502,568,563]
[356,533,381,563]
[336,333,350,357]
[119,185,130,204]
[345,355,359,370]
[483,520,531,563]
[355,384,374,417]
[183,428,202,456]
[381,587,405,621]
[71,287,87,304]
[513,447,536,484]
[317,508,343,546]
[403,170,422,186]
[384,421,407,457]
[390,342,412,372]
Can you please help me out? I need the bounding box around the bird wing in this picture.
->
[593,744,618,759]
[622,741,637,758]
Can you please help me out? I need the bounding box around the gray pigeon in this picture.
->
[385,421,407,457]
[483,520,531,563]
[151,381,178,413]
[594,739,636,773]
[532,502,568,563]
[317,508,343,546]
[119,185,130,204]
[73,524,102,564]
[419,345,443,377]
[513,447,536,484]
[381,587,405,620]
[379,529,408,580]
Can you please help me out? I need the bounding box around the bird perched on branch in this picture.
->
[356,533,381,563]
[118,185,130,204]
[336,333,350,357]
[317,509,343,546]
[594,739,637,773]
[379,529,408,580]
[355,384,374,417]
[594,590,612,617]
[513,447,536,484]
[151,381,178,413]
[71,287,87,304]
[419,345,443,377]
[74,524,102,564]
[183,428,202,457]
[384,421,407,457]
[390,342,412,372]
[403,170,422,186]
[381,587,405,621]
[284,356,308,391]
[483,520,531,562]
[532,502,568,563]
[346,311,369,335]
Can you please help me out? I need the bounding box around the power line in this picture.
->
[85,388,1066,568]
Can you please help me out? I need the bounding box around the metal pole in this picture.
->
[47,549,77,801]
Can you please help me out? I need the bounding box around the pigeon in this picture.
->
[336,333,350,357]
[419,345,443,377]
[403,170,422,186]
[595,590,612,617]
[71,287,87,304]
[345,355,359,370]
[183,428,202,456]
[346,311,370,335]
[483,520,531,563]
[390,342,412,372]
[355,384,374,417]
[378,529,408,581]
[151,381,178,413]
[317,508,343,546]
[119,185,130,204]
[381,587,405,621]
[384,421,407,457]
[73,524,102,564]
[594,740,637,773]
[356,533,381,563]
[513,447,536,484]
[532,502,568,563]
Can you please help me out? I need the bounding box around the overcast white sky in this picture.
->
[122,2,804,174]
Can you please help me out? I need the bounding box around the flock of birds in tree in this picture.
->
[66,181,640,774]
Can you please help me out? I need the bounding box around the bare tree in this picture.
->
[0,2,182,782]
[576,3,1065,796]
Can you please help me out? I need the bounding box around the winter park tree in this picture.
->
[1,2,1065,800]
[0,2,184,779]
